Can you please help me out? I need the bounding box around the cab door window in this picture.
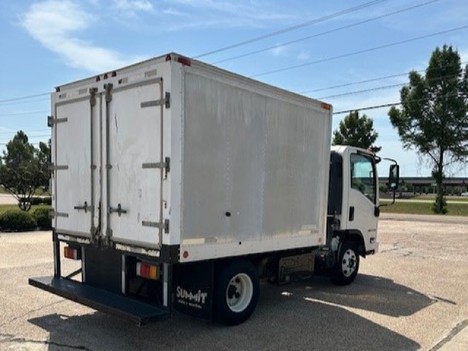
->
[350,153,376,204]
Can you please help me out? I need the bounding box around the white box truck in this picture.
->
[30,53,399,326]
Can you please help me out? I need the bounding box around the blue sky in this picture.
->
[0,0,467,177]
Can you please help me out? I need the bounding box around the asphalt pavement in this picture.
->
[0,214,467,350]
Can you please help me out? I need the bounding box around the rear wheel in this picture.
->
[331,240,360,286]
[213,260,259,325]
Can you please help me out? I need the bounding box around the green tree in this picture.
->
[0,131,50,211]
[389,45,468,214]
[36,140,51,193]
[332,111,381,152]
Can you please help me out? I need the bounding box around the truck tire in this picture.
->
[331,240,360,286]
[213,260,259,325]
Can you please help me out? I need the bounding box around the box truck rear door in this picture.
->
[52,90,99,239]
[103,79,164,249]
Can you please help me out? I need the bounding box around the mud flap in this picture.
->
[173,261,214,320]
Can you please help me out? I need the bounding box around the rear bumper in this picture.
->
[29,276,169,326]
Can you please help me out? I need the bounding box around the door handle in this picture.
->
[74,201,92,213]
[109,203,127,216]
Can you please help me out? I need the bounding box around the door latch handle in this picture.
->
[109,203,127,216]
[74,201,91,213]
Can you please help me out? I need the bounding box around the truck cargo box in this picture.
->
[50,53,332,263]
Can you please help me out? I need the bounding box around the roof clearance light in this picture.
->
[321,103,332,111]
[136,261,158,280]
[64,246,81,260]
[177,56,191,66]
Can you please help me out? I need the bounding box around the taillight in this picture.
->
[64,246,81,260]
[136,261,158,280]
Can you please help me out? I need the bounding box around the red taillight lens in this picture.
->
[64,246,81,260]
[136,261,158,280]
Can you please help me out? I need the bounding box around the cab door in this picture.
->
[346,152,379,252]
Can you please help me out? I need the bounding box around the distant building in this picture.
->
[379,177,468,195]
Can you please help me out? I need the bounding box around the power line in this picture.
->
[302,72,413,94]
[320,83,404,100]
[193,0,387,59]
[301,60,468,95]
[0,92,49,103]
[332,91,465,115]
[213,0,441,64]
[0,110,48,117]
[318,69,465,99]
[0,97,49,106]
[251,24,468,78]
[333,102,400,115]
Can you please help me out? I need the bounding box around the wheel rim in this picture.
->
[226,273,253,312]
[341,249,357,277]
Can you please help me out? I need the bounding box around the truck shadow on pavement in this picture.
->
[295,273,440,317]
[26,273,431,351]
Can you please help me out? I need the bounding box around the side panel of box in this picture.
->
[180,67,331,262]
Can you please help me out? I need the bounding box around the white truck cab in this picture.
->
[325,145,398,285]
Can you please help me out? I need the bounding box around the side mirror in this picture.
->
[388,164,399,191]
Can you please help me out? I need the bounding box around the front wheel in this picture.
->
[213,260,259,325]
[331,240,360,286]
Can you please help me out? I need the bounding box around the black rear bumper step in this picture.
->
[29,276,169,326]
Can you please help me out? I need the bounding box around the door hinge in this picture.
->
[104,83,113,102]
[164,157,170,174]
[140,92,170,109]
[164,92,170,108]
[142,219,169,233]
[164,219,170,233]
[48,163,69,171]
[47,116,68,127]
[89,87,98,107]
[142,157,170,178]
[49,209,69,218]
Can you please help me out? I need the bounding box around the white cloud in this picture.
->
[270,45,288,57]
[113,0,153,12]
[21,0,136,73]
[158,0,297,31]
[162,8,187,16]
[112,0,154,18]
[297,51,311,61]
